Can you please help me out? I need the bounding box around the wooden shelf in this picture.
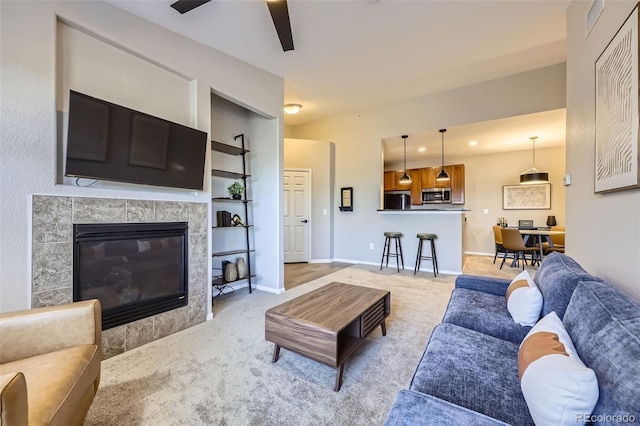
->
[212,274,256,286]
[212,197,252,203]
[212,249,255,257]
[211,169,250,179]
[211,141,250,156]
[211,134,254,293]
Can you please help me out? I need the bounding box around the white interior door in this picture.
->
[284,170,310,263]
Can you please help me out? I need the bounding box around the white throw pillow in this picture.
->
[518,312,599,426]
[505,270,543,326]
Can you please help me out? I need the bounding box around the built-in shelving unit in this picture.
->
[211,134,254,293]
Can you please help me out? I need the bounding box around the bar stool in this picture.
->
[380,232,404,272]
[415,233,438,277]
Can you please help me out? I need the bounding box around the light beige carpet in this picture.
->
[84,264,459,425]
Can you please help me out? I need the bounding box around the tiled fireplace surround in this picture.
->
[32,195,208,359]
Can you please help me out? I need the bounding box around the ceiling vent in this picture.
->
[586,0,605,38]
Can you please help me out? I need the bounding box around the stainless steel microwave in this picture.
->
[422,188,451,204]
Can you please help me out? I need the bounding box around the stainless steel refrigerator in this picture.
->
[383,193,411,210]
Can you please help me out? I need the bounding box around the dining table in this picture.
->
[518,229,565,265]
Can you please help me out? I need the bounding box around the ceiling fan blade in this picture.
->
[170,0,212,15]
[266,0,294,52]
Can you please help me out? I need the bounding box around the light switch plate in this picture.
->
[563,174,572,186]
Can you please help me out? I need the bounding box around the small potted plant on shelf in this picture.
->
[228,181,244,200]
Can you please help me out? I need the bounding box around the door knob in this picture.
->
[301,219,308,223]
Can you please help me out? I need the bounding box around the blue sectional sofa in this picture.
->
[385,253,640,425]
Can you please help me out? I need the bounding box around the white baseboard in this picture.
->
[465,251,494,257]
[255,284,285,294]
[332,258,462,275]
[309,259,332,263]
[332,258,373,265]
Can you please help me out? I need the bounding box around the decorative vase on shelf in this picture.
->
[232,194,242,200]
[236,257,247,279]
[223,261,238,283]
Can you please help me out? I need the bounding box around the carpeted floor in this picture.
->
[84,264,460,426]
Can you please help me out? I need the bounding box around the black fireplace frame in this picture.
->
[73,222,188,330]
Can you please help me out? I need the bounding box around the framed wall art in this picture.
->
[594,4,640,193]
[503,183,551,210]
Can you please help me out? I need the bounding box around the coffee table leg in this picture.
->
[334,363,345,392]
[381,320,387,336]
[272,344,281,363]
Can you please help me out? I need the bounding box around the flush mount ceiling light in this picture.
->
[436,129,450,182]
[520,136,549,184]
[399,135,412,184]
[283,103,302,115]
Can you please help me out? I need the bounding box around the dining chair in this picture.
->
[500,228,538,270]
[492,225,513,264]
[539,225,565,254]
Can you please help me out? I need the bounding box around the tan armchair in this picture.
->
[0,300,101,426]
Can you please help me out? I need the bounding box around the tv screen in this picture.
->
[65,90,207,190]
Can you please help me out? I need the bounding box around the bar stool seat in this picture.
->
[415,233,439,277]
[380,232,404,272]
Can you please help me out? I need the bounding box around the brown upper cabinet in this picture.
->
[410,169,422,205]
[383,170,412,191]
[420,167,436,189]
[449,164,465,204]
[433,166,452,189]
[383,171,396,191]
[385,164,465,205]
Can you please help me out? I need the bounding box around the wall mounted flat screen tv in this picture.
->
[65,90,207,190]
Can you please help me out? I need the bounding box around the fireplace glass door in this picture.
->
[73,222,188,329]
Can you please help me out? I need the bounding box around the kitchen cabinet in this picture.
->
[386,165,464,204]
[450,164,465,204]
[395,171,412,190]
[383,171,395,191]
[384,171,412,191]
[434,166,452,188]
[419,164,465,204]
[410,169,422,205]
[420,167,435,189]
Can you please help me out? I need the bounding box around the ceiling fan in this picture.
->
[170,0,294,52]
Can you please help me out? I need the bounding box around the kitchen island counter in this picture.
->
[375,209,466,274]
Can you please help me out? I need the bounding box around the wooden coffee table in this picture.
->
[265,282,390,391]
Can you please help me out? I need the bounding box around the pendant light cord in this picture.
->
[441,132,444,168]
[402,135,408,174]
[531,136,537,170]
[440,128,447,170]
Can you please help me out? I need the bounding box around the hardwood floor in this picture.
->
[284,262,353,290]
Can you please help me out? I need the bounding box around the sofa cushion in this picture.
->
[442,288,531,343]
[409,323,534,426]
[385,390,511,426]
[562,280,640,420]
[506,270,543,327]
[533,252,602,319]
[518,312,599,426]
[0,344,100,426]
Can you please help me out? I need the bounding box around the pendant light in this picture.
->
[520,136,549,184]
[436,129,450,181]
[399,135,412,184]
